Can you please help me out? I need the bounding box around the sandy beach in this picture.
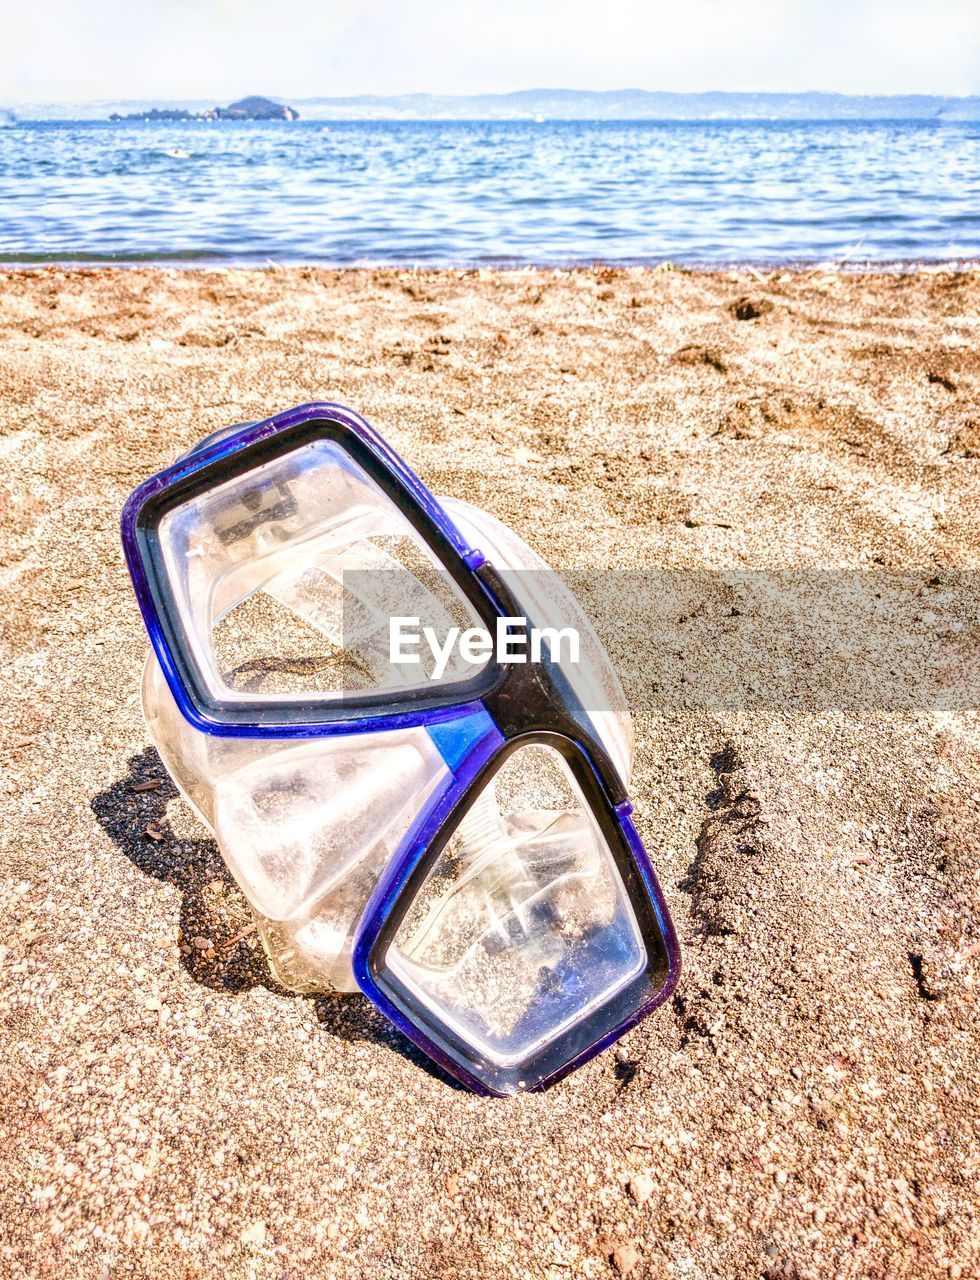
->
[1,264,978,1278]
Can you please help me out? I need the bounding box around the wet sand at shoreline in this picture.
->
[1,265,978,1278]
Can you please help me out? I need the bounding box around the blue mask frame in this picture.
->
[121,402,680,1095]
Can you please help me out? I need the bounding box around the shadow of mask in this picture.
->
[90,746,468,1089]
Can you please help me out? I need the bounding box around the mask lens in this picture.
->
[157,439,486,701]
[380,743,651,1090]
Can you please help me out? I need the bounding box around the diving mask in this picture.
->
[121,402,679,1094]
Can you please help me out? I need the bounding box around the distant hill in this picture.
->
[7,90,980,122]
[212,96,299,121]
[292,90,980,121]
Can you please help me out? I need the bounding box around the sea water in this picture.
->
[1,118,977,267]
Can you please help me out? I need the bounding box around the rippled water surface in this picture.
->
[1,119,977,266]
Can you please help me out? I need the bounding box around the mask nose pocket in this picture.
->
[364,742,670,1093]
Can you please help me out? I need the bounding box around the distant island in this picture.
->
[109,95,299,122]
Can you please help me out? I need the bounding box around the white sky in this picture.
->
[2,0,978,104]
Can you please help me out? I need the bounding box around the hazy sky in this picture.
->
[3,0,978,104]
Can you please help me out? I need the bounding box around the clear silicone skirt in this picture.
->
[141,496,636,999]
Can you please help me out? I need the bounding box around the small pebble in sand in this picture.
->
[240,1220,266,1246]
[611,1242,639,1274]
[628,1173,654,1205]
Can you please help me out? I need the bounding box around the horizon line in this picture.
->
[7,87,980,108]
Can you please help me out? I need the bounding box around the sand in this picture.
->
[1,264,978,1279]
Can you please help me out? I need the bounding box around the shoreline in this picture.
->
[2,258,979,274]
